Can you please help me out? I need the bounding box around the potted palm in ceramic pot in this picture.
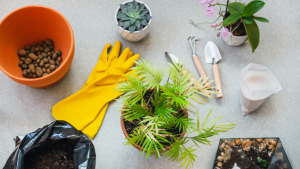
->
[116,59,236,168]
[191,0,269,52]
[115,0,152,42]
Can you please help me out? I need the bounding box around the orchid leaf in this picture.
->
[250,16,269,23]
[243,17,253,24]
[228,2,245,14]
[222,13,242,26]
[242,0,265,17]
[244,20,260,52]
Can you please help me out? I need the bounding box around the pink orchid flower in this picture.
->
[218,28,232,38]
[205,6,218,17]
[200,0,214,7]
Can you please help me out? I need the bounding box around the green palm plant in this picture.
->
[116,59,236,169]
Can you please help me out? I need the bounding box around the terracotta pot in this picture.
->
[121,108,187,152]
[115,0,152,42]
[0,5,75,88]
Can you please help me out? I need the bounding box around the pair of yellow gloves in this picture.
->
[52,41,140,139]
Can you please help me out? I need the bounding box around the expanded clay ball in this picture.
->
[22,70,27,77]
[45,63,50,68]
[44,47,50,53]
[45,39,53,45]
[43,58,49,64]
[36,67,43,77]
[57,57,62,62]
[49,60,55,65]
[29,53,38,61]
[18,39,62,79]
[52,53,57,59]
[18,61,23,66]
[18,49,26,57]
[38,40,44,46]
[55,50,62,56]
[39,60,44,67]
[21,64,28,69]
[24,58,32,64]
[50,65,55,71]
[25,45,31,50]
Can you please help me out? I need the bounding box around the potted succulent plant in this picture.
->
[116,59,236,168]
[191,0,269,52]
[115,0,152,42]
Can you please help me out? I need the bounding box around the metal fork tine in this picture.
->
[188,35,200,56]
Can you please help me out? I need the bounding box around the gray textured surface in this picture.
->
[0,0,299,168]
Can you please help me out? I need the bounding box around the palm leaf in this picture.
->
[131,59,164,91]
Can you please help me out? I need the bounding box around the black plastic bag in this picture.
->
[3,120,96,169]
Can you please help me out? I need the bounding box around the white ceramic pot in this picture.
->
[222,34,248,46]
[115,1,152,42]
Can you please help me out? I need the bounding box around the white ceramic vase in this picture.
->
[115,0,152,42]
[222,34,248,46]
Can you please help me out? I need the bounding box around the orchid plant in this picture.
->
[191,0,269,52]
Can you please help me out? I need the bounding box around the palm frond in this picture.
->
[166,138,184,162]
[179,145,197,169]
[116,74,146,105]
[166,61,193,88]
[121,104,151,121]
[161,84,189,109]
[152,96,177,120]
[131,59,164,91]
[175,115,195,132]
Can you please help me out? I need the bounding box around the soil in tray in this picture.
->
[224,12,247,36]
[213,138,278,169]
[24,140,75,169]
[124,90,183,147]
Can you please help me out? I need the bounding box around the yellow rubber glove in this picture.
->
[52,41,139,139]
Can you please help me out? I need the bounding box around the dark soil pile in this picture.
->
[224,12,247,36]
[124,90,184,147]
[24,140,75,169]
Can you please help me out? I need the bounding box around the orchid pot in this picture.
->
[221,12,248,46]
[222,33,248,46]
[191,0,269,52]
[115,0,152,42]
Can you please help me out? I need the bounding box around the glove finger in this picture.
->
[122,54,140,70]
[128,51,133,58]
[108,41,121,63]
[100,43,111,60]
[116,48,130,66]
[84,43,111,87]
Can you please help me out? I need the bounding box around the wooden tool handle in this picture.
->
[192,56,211,87]
[183,70,210,95]
[212,64,223,99]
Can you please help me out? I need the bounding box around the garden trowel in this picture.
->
[205,41,223,99]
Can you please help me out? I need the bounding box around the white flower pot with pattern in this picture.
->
[115,0,152,42]
[222,34,248,46]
